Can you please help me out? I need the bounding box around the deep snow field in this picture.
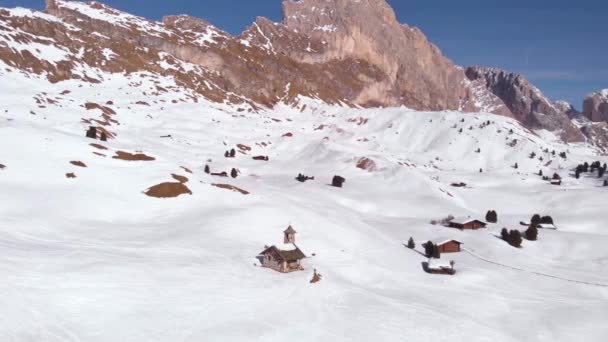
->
[1,64,607,342]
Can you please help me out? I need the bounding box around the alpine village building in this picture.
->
[259,225,306,273]
[446,217,487,230]
[424,239,463,253]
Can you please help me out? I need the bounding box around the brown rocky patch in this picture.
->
[0,164,5,170]
[180,166,193,174]
[66,172,76,179]
[70,161,87,168]
[171,174,189,183]
[211,183,250,195]
[282,132,294,137]
[85,102,116,115]
[93,152,106,157]
[90,143,108,150]
[145,182,192,198]
[112,151,155,161]
[356,157,377,171]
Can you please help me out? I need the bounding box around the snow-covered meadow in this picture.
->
[1,63,607,342]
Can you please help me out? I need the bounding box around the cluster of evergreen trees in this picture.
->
[224,148,236,158]
[501,229,522,248]
[424,241,441,259]
[485,210,498,223]
[574,161,607,179]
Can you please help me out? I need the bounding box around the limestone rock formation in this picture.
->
[583,90,608,122]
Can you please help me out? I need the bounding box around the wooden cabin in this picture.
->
[425,259,456,275]
[447,218,487,230]
[332,175,346,188]
[424,239,463,253]
[259,226,306,273]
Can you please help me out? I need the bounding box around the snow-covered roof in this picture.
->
[450,216,486,224]
[537,223,557,229]
[424,236,463,246]
[277,242,297,251]
[428,258,453,270]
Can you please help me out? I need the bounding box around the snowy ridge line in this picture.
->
[462,248,608,288]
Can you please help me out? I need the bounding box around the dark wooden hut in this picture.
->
[332,175,345,188]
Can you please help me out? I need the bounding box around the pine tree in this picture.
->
[539,170,543,176]
[501,228,509,241]
[508,230,523,247]
[407,237,415,249]
[485,210,498,223]
[525,224,538,241]
[230,148,236,158]
[230,168,238,178]
[204,165,210,174]
[540,216,553,225]
[424,241,434,257]
[530,214,541,226]
[432,244,441,259]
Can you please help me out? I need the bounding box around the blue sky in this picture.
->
[2,0,606,108]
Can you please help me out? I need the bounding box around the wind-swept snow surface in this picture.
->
[0,63,607,342]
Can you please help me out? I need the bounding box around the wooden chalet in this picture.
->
[425,259,456,275]
[446,217,487,230]
[259,225,306,273]
[424,239,463,253]
[550,179,562,186]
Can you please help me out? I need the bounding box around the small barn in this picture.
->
[447,217,487,230]
[426,259,456,275]
[332,175,345,188]
[424,239,463,253]
[259,225,306,273]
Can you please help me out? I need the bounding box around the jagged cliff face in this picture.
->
[465,66,586,142]
[0,0,603,146]
[276,0,469,110]
[1,0,499,112]
[583,90,608,122]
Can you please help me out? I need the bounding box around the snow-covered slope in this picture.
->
[1,57,608,342]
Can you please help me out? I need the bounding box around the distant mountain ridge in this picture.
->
[0,0,606,147]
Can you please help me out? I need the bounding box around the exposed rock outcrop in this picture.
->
[0,0,602,146]
[465,66,585,142]
[583,90,608,122]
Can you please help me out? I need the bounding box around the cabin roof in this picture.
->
[435,239,463,246]
[428,258,453,270]
[284,225,297,234]
[260,243,306,262]
[450,217,486,225]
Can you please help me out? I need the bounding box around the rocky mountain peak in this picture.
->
[1,0,605,147]
[583,89,608,122]
[465,66,585,143]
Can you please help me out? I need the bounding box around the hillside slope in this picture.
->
[1,56,608,341]
[1,0,605,146]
